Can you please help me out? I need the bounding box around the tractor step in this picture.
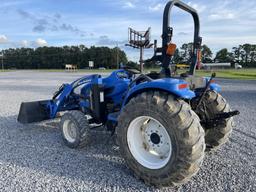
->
[18,100,51,124]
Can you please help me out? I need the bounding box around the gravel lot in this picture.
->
[0,71,255,192]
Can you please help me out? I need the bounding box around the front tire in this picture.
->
[117,92,205,187]
[60,111,90,148]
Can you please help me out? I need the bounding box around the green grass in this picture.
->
[195,69,256,80]
[145,68,256,80]
[0,69,15,72]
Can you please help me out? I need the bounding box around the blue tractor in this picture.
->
[18,0,239,187]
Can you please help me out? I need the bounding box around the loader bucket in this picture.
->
[17,100,51,124]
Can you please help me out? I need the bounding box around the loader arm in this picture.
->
[18,75,101,124]
[49,74,101,119]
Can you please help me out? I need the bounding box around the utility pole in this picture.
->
[139,47,144,72]
[116,43,119,69]
[1,51,3,71]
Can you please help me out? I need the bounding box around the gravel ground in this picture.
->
[0,71,255,192]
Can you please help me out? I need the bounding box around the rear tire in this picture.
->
[60,110,90,148]
[117,91,205,187]
[200,91,234,150]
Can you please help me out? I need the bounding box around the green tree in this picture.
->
[126,61,138,68]
[201,44,212,63]
[2,45,128,69]
[231,44,256,67]
[232,45,242,62]
[172,48,182,64]
[215,48,233,63]
[180,43,193,63]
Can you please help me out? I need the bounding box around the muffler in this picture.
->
[17,100,51,124]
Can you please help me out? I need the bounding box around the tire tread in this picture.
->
[61,110,90,148]
[117,91,205,187]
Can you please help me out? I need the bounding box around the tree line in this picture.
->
[1,43,255,69]
[0,45,127,69]
[171,43,256,68]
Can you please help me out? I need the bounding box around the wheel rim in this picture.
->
[127,116,172,170]
[63,120,77,143]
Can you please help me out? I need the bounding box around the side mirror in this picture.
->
[166,43,176,56]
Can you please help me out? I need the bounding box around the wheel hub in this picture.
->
[127,116,172,170]
[150,133,160,145]
[63,120,77,143]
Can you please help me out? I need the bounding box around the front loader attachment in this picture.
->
[17,74,101,124]
[18,100,51,124]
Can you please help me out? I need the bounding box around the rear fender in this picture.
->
[122,78,196,106]
[204,77,222,92]
[210,83,221,92]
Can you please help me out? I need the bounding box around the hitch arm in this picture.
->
[213,110,240,120]
[201,110,240,129]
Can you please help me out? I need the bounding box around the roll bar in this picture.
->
[161,0,202,76]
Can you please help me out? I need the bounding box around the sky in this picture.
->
[0,0,256,61]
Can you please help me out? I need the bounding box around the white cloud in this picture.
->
[0,35,8,44]
[203,35,256,53]
[187,2,206,13]
[149,3,164,12]
[209,12,235,20]
[20,40,29,47]
[204,1,237,21]
[35,38,47,47]
[178,32,189,36]
[123,2,135,9]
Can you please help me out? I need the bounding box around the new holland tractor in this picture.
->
[18,0,239,187]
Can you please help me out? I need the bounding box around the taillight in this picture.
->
[178,84,188,89]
